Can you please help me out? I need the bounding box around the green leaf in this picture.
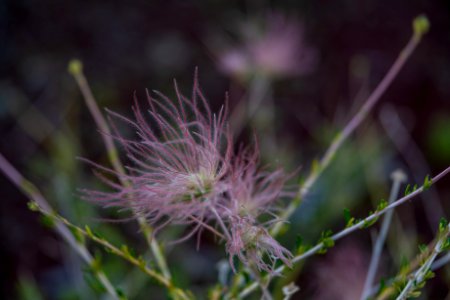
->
[377,278,386,293]
[116,287,128,300]
[404,184,412,196]
[318,230,335,254]
[423,175,432,191]
[440,237,450,251]
[311,159,321,174]
[85,225,94,238]
[360,214,378,229]
[27,201,39,212]
[90,252,102,273]
[376,199,388,211]
[418,244,427,254]
[439,218,448,233]
[343,208,355,227]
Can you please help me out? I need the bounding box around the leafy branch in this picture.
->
[238,165,450,298]
[0,153,122,300]
[395,220,450,299]
[28,201,193,300]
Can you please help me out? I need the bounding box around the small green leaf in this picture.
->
[360,214,378,229]
[441,237,450,251]
[90,253,102,273]
[376,199,388,211]
[408,290,421,298]
[439,218,448,233]
[343,208,354,227]
[71,227,85,244]
[85,225,94,238]
[311,159,321,174]
[121,245,131,257]
[39,215,55,228]
[318,230,335,254]
[423,175,432,191]
[377,278,386,293]
[404,184,412,196]
[423,270,435,281]
[322,237,335,249]
[116,288,128,300]
[418,244,427,254]
[27,201,39,212]
[137,256,147,268]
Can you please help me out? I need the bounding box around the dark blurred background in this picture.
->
[1,1,450,299]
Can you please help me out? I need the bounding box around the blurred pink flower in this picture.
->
[217,13,316,80]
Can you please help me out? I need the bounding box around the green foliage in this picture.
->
[311,158,321,174]
[27,201,39,212]
[377,278,386,294]
[360,214,378,229]
[90,252,103,273]
[439,218,448,234]
[83,267,107,294]
[116,288,128,300]
[418,244,427,254]
[423,175,432,191]
[71,226,86,244]
[16,275,44,300]
[39,214,55,228]
[376,199,388,211]
[343,208,355,227]
[404,184,422,196]
[318,230,334,254]
[440,237,450,251]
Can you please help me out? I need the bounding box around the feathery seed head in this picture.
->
[86,76,232,230]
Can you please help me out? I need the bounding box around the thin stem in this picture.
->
[238,165,450,298]
[230,73,270,135]
[0,153,121,300]
[68,60,172,280]
[271,24,425,236]
[396,224,450,300]
[248,264,273,300]
[360,170,407,300]
[430,251,450,270]
[209,205,231,240]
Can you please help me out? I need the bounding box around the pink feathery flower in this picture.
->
[227,216,293,273]
[223,147,293,272]
[86,76,233,234]
[225,147,289,220]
